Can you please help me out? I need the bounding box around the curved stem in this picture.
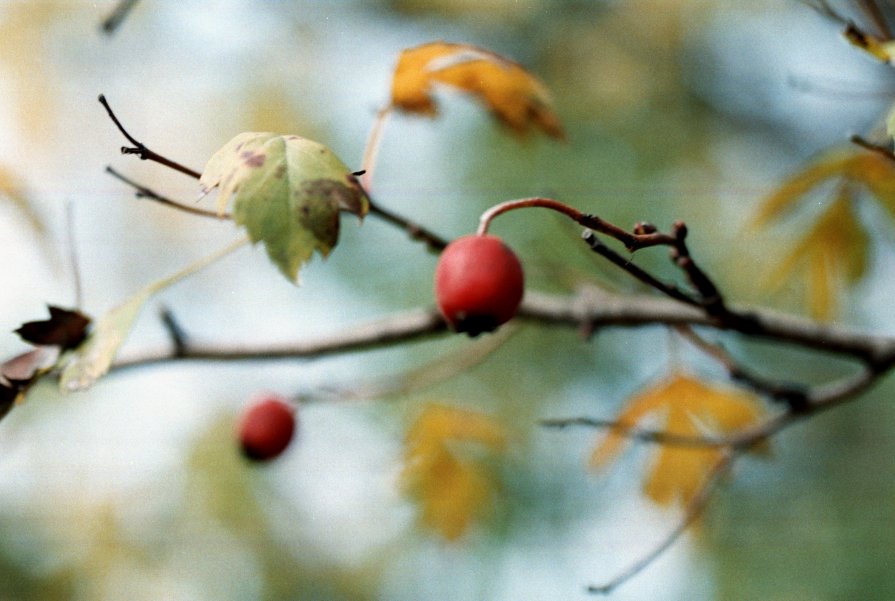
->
[477,197,584,235]
[99,95,202,180]
[477,197,678,251]
[360,105,393,192]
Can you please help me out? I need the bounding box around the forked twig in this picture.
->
[98,94,202,179]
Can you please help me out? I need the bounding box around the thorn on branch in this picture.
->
[159,307,188,357]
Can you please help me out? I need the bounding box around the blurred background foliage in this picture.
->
[2,1,895,599]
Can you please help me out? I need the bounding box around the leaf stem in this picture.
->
[360,105,392,192]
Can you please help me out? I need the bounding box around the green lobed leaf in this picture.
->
[199,132,369,283]
[59,238,246,392]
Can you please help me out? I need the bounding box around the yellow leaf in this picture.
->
[401,403,507,540]
[591,373,765,507]
[843,24,895,63]
[390,41,564,139]
[764,196,868,321]
[751,150,855,227]
[0,165,44,238]
[849,153,895,218]
[753,148,895,227]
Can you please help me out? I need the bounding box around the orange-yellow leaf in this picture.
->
[764,196,868,321]
[751,150,855,227]
[753,148,895,227]
[401,403,507,541]
[390,41,564,139]
[591,373,765,507]
[849,153,895,218]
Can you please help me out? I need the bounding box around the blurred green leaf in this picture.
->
[59,238,246,391]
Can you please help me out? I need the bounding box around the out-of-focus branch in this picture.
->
[587,450,737,595]
[105,166,227,219]
[108,289,895,379]
[545,362,880,595]
[100,0,141,35]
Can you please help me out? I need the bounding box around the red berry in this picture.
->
[238,395,296,461]
[434,234,524,336]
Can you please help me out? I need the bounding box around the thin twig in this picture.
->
[111,307,448,371]
[105,166,227,219]
[587,450,737,595]
[98,94,202,179]
[542,366,881,455]
[540,416,729,448]
[368,199,450,252]
[100,0,141,35]
[857,0,892,39]
[851,134,895,162]
[673,325,808,409]
[581,230,701,306]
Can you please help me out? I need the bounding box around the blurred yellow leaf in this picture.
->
[751,147,885,319]
[843,24,895,63]
[390,41,564,139]
[765,195,868,321]
[591,373,765,508]
[0,165,44,238]
[753,148,895,226]
[751,150,854,227]
[401,403,507,540]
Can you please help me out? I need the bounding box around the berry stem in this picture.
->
[477,198,583,235]
[477,197,676,251]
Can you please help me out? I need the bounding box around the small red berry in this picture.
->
[238,395,296,461]
[434,234,525,336]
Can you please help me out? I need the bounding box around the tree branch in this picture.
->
[99,94,202,179]
[105,166,227,219]
[111,306,448,371]
[100,0,141,35]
